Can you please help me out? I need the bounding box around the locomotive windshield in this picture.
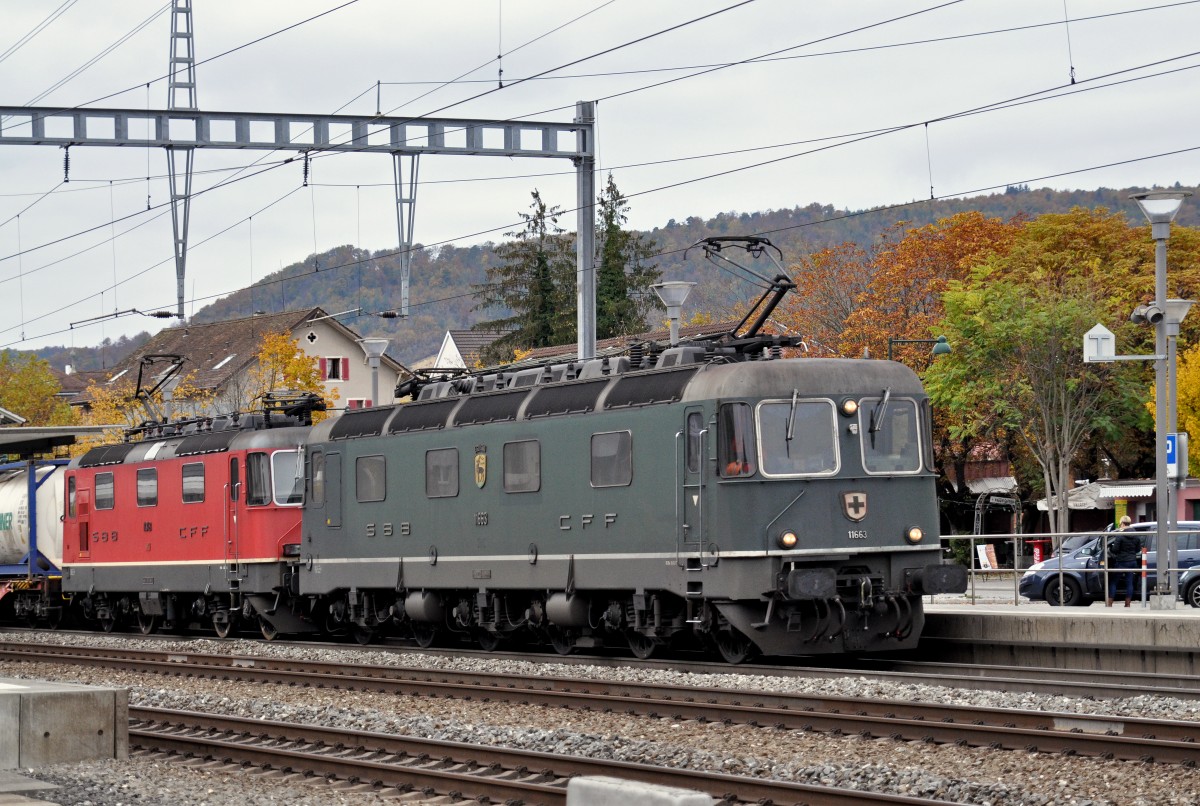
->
[271,449,305,505]
[756,398,838,476]
[858,396,922,474]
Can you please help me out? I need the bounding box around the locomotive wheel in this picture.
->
[212,614,236,639]
[352,625,376,645]
[258,616,279,641]
[99,614,117,633]
[548,626,575,656]
[626,630,659,660]
[475,628,502,652]
[411,622,438,648]
[136,611,158,635]
[714,627,756,665]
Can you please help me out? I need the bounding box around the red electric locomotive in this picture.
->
[60,395,320,637]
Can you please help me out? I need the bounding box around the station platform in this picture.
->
[0,678,127,769]
[923,596,1200,673]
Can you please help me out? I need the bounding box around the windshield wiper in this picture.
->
[785,389,799,441]
[869,387,891,445]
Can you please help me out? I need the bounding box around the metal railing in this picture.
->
[937,530,1190,607]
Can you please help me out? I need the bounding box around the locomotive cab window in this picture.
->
[426,448,459,498]
[591,431,632,487]
[67,475,76,517]
[756,398,838,477]
[686,412,704,473]
[95,472,115,510]
[504,440,541,493]
[858,395,922,474]
[356,455,386,503]
[310,451,325,506]
[718,403,756,477]
[182,463,205,503]
[136,468,158,507]
[246,452,272,506]
[272,450,305,505]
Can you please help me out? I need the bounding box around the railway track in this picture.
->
[129,705,960,805]
[6,640,1200,767]
[10,627,1200,700]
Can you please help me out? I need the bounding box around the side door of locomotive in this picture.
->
[677,407,709,567]
[226,457,242,572]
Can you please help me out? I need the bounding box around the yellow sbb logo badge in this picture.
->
[474,453,487,488]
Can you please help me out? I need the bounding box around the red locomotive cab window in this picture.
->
[246,452,271,506]
[67,475,76,518]
[718,403,756,477]
[229,458,240,502]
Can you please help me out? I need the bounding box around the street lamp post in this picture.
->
[887,335,952,362]
[1131,190,1192,608]
[357,337,391,408]
[652,281,696,347]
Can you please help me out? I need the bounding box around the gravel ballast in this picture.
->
[4,630,1199,806]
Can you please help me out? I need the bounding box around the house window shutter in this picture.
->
[342,357,350,380]
[319,357,327,380]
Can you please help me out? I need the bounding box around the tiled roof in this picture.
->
[74,309,323,401]
[447,330,509,365]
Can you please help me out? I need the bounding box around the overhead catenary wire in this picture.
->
[2,0,1200,340]
[7,139,1195,351]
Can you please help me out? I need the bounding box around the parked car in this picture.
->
[1019,521,1200,606]
[1178,565,1200,607]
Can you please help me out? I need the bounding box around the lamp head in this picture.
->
[931,335,951,356]
[652,281,696,309]
[357,337,390,360]
[1130,190,1192,225]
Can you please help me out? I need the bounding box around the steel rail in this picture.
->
[129,706,959,806]
[6,641,1200,766]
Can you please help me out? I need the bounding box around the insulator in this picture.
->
[62,146,70,183]
[770,345,782,360]
[302,153,310,187]
[376,310,399,319]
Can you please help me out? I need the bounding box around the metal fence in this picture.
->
[939,530,1171,606]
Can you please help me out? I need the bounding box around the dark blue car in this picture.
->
[1019,521,1200,606]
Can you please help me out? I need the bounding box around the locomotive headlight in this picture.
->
[840,398,859,417]
[904,526,924,545]
[778,530,799,549]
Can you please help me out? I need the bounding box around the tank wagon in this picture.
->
[0,461,67,624]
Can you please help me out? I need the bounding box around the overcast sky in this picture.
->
[0,0,1197,352]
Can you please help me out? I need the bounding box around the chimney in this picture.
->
[64,364,74,375]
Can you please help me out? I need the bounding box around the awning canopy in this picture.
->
[1095,485,1155,499]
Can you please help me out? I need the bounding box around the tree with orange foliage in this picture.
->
[841,212,1021,360]
[772,242,872,356]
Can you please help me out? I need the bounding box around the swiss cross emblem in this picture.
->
[842,492,867,522]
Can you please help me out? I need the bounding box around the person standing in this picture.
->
[1107,516,1142,607]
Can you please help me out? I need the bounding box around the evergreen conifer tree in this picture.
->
[595,173,662,339]
[473,190,575,363]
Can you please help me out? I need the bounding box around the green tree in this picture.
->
[925,210,1153,534]
[473,190,576,363]
[595,173,662,338]
[0,351,72,426]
